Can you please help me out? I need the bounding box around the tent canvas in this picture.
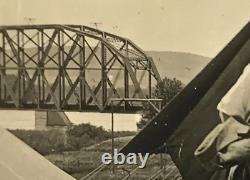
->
[121,21,250,180]
[0,126,75,180]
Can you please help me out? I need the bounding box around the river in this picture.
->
[0,110,141,131]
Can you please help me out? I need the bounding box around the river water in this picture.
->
[0,110,141,131]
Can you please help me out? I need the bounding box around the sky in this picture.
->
[0,0,250,57]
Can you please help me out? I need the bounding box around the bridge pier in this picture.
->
[35,110,71,130]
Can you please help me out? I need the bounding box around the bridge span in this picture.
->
[0,25,161,112]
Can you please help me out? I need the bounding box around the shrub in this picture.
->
[10,129,69,155]
[66,123,110,150]
[10,123,136,155]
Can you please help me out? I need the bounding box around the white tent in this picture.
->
[0,126,75,180]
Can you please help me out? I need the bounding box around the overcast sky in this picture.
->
[1,0,250,57]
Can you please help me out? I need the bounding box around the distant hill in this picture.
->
[3,48,212,105]
[4,47,211,85]
[147,51,211,84]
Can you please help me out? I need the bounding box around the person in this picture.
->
[216,63,250,180]
[195,63,250,180]
[217,64,250,123]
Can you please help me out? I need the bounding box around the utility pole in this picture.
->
[90,22,102,30]
[24,17,36,25]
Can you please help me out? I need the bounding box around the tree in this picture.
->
[154,77,184,105]
[136,77,184,129]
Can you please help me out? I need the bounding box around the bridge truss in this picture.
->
[0,25,161,112]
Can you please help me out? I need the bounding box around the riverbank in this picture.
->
[9,122,181,179]
[45,136,181,180]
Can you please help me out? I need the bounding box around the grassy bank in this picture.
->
[10,124,181,179]
[10,123,136,155]
[45,136,181,180]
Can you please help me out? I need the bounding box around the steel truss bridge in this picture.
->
[0,25,161,112]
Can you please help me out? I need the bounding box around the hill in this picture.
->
[4,47,211,85]
[147,51,211,84]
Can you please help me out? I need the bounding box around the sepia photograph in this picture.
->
[0,0,250,179]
